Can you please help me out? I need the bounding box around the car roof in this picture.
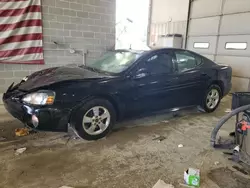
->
[114,49,148,54]
[115,47,187,54]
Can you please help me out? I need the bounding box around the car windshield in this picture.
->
[83,51,140,74]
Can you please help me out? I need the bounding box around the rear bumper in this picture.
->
[3,93,70,132]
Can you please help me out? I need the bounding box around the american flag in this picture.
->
[0,0,44,64]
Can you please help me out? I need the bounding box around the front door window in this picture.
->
[145,52,174,74]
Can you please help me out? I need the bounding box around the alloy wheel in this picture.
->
[206,89,220,109]
[82,106,111,135]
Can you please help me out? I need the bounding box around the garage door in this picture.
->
[186,0,250,91]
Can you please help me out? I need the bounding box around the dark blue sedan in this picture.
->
[3,48,232,140]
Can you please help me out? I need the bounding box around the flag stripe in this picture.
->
[0,19,42,32]
[0,0,40,10]
[0,53,43,61]
[0,33,42,45]
[0,26,42,39]
[0,59,44,64]
[0,5,41,17]
[0,40,42,51]
[0,0,44,65]
[0,47,43,58]
[0,12,41,25]
[0,0,27,2]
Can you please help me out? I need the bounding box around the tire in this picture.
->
[202,84,222,113]
[73,98,116,140]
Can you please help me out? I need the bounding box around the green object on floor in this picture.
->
[184,168,200,187]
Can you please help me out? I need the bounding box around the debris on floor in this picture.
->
[225,109,232,113]
[0,136,6,141]
[153,136,166,142]
[162,120,169,123]
[153,179,174,188]
[15,147,27,156]
[184,168,200,187]
[59,186,74,188]
[178,144,184,148]
[15,128,29,137]
[214,161,220,165]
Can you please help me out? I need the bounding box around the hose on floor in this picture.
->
[211,104,250,147]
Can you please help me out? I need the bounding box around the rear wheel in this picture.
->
[202,85,222,113]
[73,99,116,140]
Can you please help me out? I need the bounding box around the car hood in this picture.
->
[18,66,109,91]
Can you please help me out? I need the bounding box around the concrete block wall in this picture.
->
[0,0,116,93]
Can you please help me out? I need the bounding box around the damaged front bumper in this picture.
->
[3,91,70,132]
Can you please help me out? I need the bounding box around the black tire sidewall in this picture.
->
[74,99,116,140]
[203,85,222,113]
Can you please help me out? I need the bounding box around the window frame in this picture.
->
[173,50,203,73]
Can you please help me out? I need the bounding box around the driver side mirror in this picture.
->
[133,68,148,79]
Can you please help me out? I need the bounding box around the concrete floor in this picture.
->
[0,97,245,188]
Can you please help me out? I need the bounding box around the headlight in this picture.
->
[22,91,55,105]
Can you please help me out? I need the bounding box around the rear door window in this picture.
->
[174,50,202,72]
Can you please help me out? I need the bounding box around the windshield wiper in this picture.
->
[80,65,98,72]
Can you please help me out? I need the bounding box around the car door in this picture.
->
[126,50,179,114]
[172,50,209,107]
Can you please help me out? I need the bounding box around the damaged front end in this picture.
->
[3,79,71,133]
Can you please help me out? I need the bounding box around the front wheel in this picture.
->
[202,85,222,113]
[73,99,116,140]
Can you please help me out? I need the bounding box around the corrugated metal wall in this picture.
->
[187,0,250,91]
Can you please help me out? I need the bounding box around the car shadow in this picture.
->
[114,106,202,131]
